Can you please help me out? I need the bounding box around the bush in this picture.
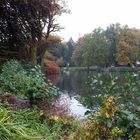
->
[85,96,140,140]
[0,60,60,104]
[83,72,140,139]
[43,59,60,74]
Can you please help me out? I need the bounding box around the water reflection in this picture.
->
[48,71,91,96]
[47,71,91,117]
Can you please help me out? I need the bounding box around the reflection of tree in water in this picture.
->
[47,74,61,85]
[64,72,74,99]
[50,71,100,105]
[54,72,73,98]
[56,71,93,98]
[71,71,89,96]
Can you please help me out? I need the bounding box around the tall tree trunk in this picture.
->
[29,44,37,65]
[23,41,37,65]
[36,42,49,64]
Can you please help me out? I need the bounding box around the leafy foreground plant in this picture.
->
[0,60,60,105]
[85,96,140,140]
[79,72,140,110]
[82,72,140,140]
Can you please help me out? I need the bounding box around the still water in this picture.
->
[47,71,92,118]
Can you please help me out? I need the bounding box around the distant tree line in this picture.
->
[72,23,140,67]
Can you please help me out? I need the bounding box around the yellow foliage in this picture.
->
[47,35,62,43]
[111,127,123,137]
[85,96,119,140]
[100,96,117,119]
[115,28,140,65]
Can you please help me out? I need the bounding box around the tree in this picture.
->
[72,44,84,66]
[0,0,68,64]
[72,37,84,66]
[45,0,69,38]
[72,28,111,67]
[36,0,69,64]
[41,35,69,66]
[105,23,121,66]
[115,26,140,65]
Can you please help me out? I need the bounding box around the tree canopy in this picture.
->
[72,24,140,67]
[72,28,111,67]
[0,0,68,64]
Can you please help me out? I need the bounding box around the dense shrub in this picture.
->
[43,59,60,74]
[0,60,60,104]
[85,96,140,140]
[79,72,140,110]
[82,72,140,139]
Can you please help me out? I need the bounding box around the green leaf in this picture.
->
[106,120,112,128]
[127,114,135,121]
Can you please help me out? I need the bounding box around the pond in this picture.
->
[47,70,93,118]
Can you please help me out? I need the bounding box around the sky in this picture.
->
[57,0,140,42]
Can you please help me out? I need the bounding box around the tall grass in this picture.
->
[0,103,62,140]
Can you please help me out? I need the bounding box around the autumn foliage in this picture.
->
[115,27,140,65]
[43,59,60,74]
[73,24,140,67]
